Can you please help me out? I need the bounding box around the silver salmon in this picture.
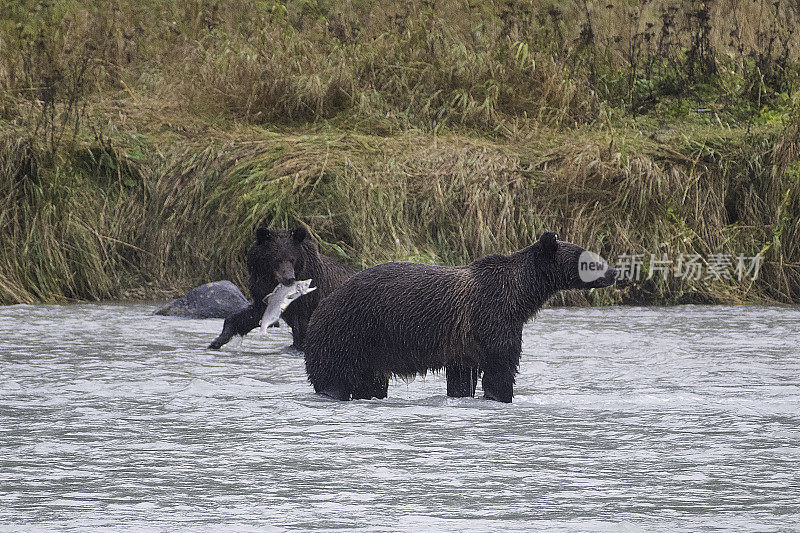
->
[259,279,317,335]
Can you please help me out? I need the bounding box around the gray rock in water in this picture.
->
[154,281,249,319]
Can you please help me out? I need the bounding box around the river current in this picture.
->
[1,303,798,531]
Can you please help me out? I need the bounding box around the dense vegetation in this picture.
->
[1,0,799,304]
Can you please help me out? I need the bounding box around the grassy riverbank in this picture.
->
[1,0,799,304]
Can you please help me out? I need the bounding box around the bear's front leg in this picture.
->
[208,303,265,349]
[352,375,389,400]
[315,383,351,401]
[480,355,518,403]
[482,371,514,402]
[446,365,479,397]
[288,316,309,350]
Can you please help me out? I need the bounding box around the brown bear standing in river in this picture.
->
[208,226,356,350]
[303,233,618,402]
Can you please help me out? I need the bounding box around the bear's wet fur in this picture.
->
[303,233,618,402]
[208,225,356,350]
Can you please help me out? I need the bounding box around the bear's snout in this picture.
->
[586,266,618,288]
[275,261,296,286]
[597,267,618,287]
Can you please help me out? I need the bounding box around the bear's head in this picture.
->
[530,232,618,291]
[247,225,315,301]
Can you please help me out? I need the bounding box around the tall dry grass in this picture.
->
[2,0,799,131]
[1,0,799,304]
[2,121,798,304]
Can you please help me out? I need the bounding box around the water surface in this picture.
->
[1,304,798,531]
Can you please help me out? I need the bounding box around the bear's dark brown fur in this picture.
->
[209,226,355,350]
[303,233,617,402]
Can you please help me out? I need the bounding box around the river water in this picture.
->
[1,303,798,531]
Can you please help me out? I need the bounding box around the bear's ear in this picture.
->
[292,224,310,243]
[539,232,559,254]
[255,226,274,245]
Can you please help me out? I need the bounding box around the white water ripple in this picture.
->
[1,303,799,531]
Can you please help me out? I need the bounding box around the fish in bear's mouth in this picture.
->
[259,279,316,335]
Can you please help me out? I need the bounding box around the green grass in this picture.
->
[1,0,799,304]
[2,113,798,305]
